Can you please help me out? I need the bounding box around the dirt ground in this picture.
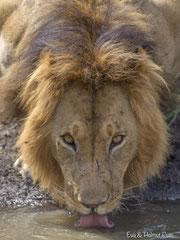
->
[0,113,180,207]
[0,122,55,207]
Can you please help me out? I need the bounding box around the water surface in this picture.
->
[0,201,179,240]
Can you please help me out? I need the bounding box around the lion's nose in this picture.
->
[77,193,108,209]
[83,203,104,209]
[81,201,106,209]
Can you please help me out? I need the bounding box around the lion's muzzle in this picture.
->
[76,189,109,210]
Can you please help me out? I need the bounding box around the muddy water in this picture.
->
[0,201,179,240]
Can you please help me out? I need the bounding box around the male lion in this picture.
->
[0,0,180,227]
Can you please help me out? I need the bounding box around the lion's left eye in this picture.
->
[110,135,125,150]
[61,134,77,151]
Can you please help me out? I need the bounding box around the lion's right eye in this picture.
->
[61,134,77,151]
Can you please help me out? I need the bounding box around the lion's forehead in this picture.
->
[55,83,132,120]
[52,83,137,139]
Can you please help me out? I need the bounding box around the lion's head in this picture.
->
[17,48,168,218]
[1,0,169,222]
[50,82,139,215]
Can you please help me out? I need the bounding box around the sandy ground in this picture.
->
[0,114,180,207]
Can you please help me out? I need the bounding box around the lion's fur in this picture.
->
[0,0,180,212]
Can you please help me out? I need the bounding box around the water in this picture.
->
[0,201,179,240]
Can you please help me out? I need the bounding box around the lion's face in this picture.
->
[51,83,138,215]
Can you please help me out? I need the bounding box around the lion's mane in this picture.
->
[0,0,168,199]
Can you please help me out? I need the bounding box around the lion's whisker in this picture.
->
[122,194,141,201]
[53,182,65,191]
[112,201,129,215]
[54,188,64,194]
[118,202,130,211]
[52,182,65,201]
[123,182,147,191]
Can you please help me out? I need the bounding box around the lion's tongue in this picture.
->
[76,214,114,228]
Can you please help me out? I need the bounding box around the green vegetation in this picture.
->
[166,108,180,126]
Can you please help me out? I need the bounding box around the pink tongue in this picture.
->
[75,214,114,228]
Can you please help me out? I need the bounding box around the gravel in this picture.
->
[0,122,54,207]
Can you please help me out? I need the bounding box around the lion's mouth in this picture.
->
[75,214,114,228]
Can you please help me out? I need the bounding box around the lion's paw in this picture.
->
[13,157,31,179]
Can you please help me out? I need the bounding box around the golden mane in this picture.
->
[1,0,169,198]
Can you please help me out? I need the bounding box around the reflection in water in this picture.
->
[0,201,180,240]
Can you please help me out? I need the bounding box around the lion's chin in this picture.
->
[73,202,118,228]
[75,214,114,228]
[66,194,120,227]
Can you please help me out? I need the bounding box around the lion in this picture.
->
[0,0,180,227]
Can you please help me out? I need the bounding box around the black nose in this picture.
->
[77,192,108,209]
[80,199,107,210]
[83,203,99,209]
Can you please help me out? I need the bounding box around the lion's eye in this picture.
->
[61,134,76,151]
[63,134,74,144]
[110,135,125,150]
